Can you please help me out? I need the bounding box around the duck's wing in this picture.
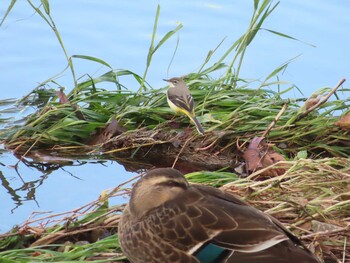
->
[184,185,288,253]
[183,185,320,262]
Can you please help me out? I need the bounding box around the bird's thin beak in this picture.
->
[163,79,169,82]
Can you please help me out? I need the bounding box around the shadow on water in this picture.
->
[0,153,88,213]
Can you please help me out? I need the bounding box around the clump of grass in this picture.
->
[0,236,125,263]
[3,0,348,161]
[0,177,132,261]
[1,76,348,161]
[0,157,348,262]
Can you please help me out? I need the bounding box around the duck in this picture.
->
[118,168,320,263]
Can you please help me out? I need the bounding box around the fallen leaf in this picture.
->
[243,137,265,172]
[334,114,350,130]
[87,119,127,145]
[57,88,69,104]
[311,220,342,233]
[243,137,287,177]
[31,251,43,257]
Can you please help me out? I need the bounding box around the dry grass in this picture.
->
[0,158,349,262]
[0,0,349,262]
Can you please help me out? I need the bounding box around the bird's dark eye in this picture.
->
[158,180,186,189]
[173,80,178,84]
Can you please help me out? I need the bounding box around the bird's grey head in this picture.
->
[163,77,184,88]
[129,168,189,219]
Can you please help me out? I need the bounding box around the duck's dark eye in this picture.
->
[158,180,186,189]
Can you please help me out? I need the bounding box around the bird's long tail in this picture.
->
[188,114,205,135]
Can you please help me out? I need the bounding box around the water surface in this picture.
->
[0,0,349,232]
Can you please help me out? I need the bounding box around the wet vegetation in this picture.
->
[0,0,349,262]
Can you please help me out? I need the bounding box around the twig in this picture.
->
[342,236,347,263]
[196,138,218,151]
[172,136,193,168]
[301,225,350,240]
[262,103,288,138]
[2,174,138,238]
[295,78,346,122]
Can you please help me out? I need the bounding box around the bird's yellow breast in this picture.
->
[167,97,181,113]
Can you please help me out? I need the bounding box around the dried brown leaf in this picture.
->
[57,88,69,104]
[334,114,350,130]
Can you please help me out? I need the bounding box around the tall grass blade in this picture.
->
[264,29,316,47]
[41,0,50,15]
[140,5,183,92]
[0,0,16,27]
[27,0,77,89]
[72,55,113,69]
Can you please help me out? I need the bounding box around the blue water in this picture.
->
[0,1,349,232]
[0,153,134,233]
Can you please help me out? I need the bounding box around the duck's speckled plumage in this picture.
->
[118,168,320,263]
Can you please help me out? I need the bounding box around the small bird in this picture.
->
[164,77,205,135]
[118,168,320,263]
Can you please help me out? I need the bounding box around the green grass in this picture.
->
[0,0,349,262]
[1,78,348,159]
[0,235,125,262]
[0,157,348,262]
